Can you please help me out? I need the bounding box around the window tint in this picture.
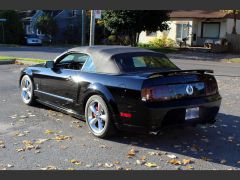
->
[81,57,96,73]
[114,53,178,72]
[58,54,88,64]
[56,53,90,70]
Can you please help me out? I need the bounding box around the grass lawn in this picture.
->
[224,58,240,63]
[0,56,46,64]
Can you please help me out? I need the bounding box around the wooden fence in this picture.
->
[226,34,240,53]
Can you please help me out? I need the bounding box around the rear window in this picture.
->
[114,52,178,72]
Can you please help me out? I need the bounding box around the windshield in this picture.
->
[114,52,178,73]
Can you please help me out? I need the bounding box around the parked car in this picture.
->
[19,46,222,138]
[25,34,42,46]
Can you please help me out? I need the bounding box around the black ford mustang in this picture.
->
[19,46,221,138]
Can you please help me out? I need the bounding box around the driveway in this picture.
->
[0,46,240,170]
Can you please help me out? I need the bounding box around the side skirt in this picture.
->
[35,99,85,121]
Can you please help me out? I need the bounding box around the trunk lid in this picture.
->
[141,69,216,102]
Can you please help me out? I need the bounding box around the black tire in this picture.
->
[85,95,116,138]
[20,75,35,105]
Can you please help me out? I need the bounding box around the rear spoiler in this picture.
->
[147,69,214,78]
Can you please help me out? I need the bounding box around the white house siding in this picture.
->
[139,17,240,47]
[139,19,193,46]
[226,18,240,34]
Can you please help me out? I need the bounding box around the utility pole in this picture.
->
[0,19,6,44]
[81,10,85,46]
[89,10,95,46]
[1,22,4,43]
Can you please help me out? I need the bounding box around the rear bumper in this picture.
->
[118,94,221,133]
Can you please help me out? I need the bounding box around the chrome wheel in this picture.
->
[87,99,108,135]
[21,75,33,104]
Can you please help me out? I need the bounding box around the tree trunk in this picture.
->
[135,32,140,46]
[232,10,237,34]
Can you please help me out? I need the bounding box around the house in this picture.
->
[139,10,240,46]
[20,10,84,43]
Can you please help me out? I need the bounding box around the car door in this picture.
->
[37,53,88,109]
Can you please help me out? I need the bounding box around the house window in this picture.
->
[146,31,157,37]
[72,10,78,17]
[176,23,189,40]
[201,22,220,38]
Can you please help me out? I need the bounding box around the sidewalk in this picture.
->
[167,50,240,62]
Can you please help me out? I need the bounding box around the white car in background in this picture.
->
[25,34,42,46]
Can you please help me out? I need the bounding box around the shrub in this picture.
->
[138,37,176,48]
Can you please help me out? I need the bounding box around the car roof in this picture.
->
[64,45,163,74]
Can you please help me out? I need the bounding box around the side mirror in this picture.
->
[45,60,54,68]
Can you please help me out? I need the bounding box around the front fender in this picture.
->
[19,68,34,87]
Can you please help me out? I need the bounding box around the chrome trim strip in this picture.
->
[34,90,74,102]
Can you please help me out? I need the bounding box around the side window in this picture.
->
[133,57,146,67]
[56,53,89,70]
[81,57,96,73]
[58,54,75,64]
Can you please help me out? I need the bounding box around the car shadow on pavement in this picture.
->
[107,113,240,169]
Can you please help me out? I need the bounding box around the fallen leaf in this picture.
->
[15,132,26,137]
[127,148,137,157]
[35,150,41,154]
[54,135,72,141]
[16,148,25,152]
[0,140,5,149]
[168,159,182,165]
[69,159,81,165]
[186,165,194,170]
[141,155,147,161]
[67,168,75,170]
[40,166,57,170]
[116,166,123,170]
[44,130,55,134]
[7,164,14,168]
[71,120,80,124]
[125,167,132,170]
[85,164,93,168]
[35,138,49,144]
[104,163,114,168]
[136,160,145,165]
[22,140,35,150]
[182,159,192,165]
[148,151,161,156]
[167,154,177,159]
[144,162,157,168]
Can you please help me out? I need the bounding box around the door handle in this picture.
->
[65,76,72,81]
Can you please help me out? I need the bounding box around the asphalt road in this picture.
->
[0,46,240,170]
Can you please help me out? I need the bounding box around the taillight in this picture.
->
[141,85,171,102]
[205,77,218,96]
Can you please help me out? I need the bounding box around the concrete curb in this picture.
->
[0,59,16,65]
